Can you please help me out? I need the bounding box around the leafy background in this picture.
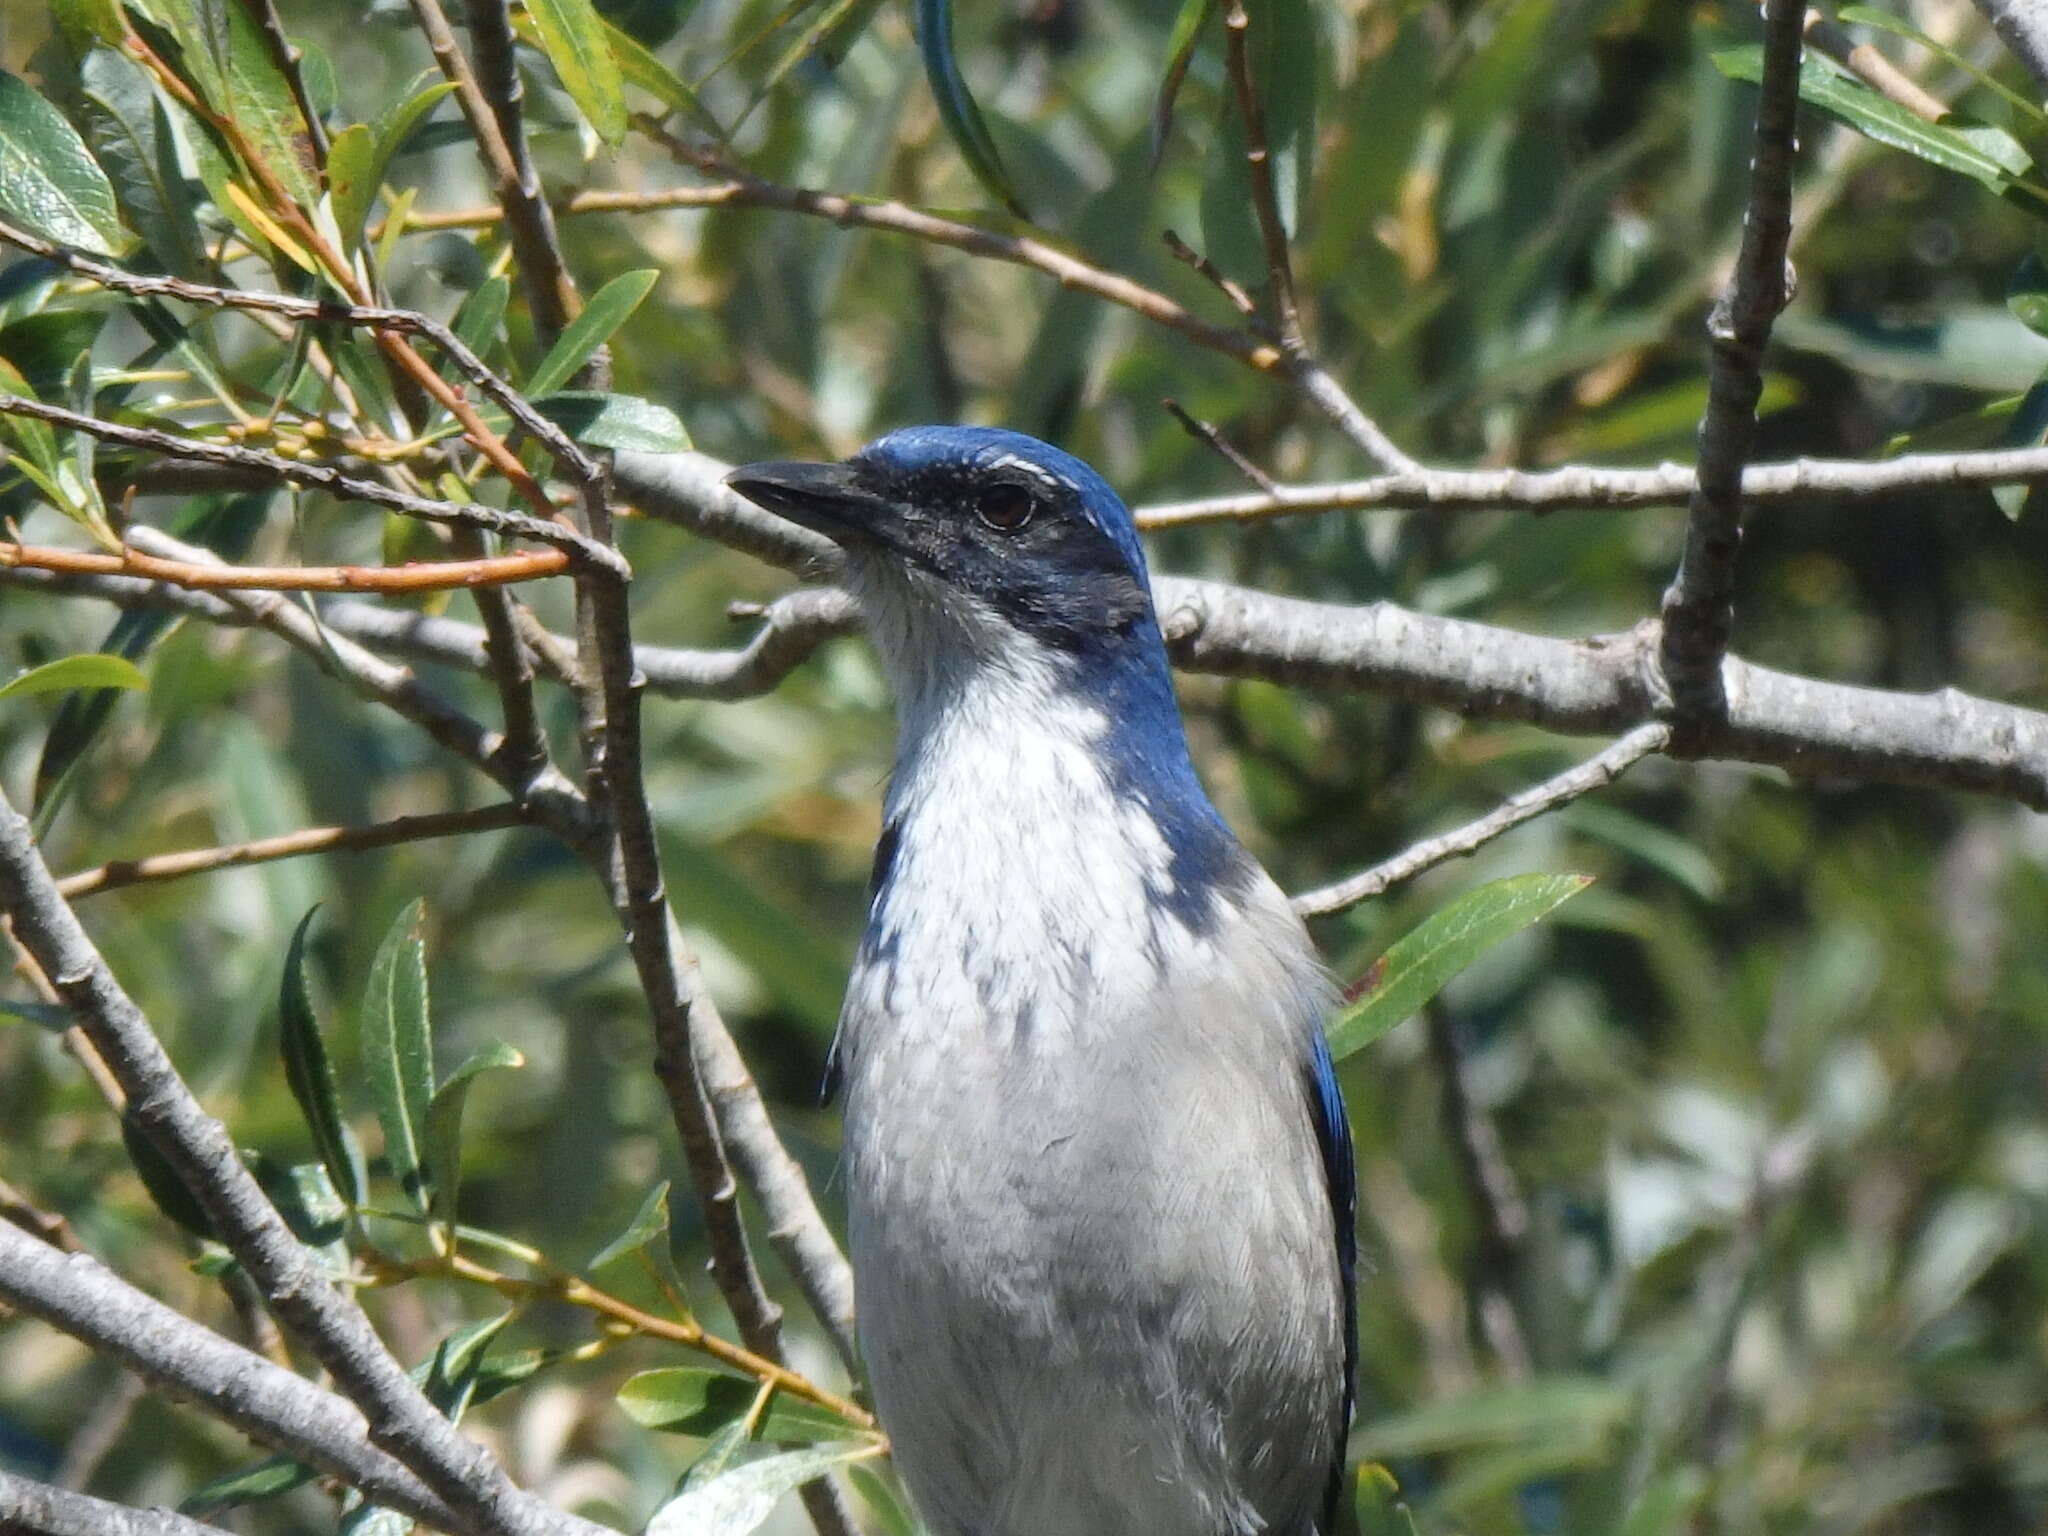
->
[2,0,2048,1531]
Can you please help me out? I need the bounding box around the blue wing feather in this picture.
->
[1305,1021,1357,1530]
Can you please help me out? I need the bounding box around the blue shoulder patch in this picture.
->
[1306,1022,1357,1529]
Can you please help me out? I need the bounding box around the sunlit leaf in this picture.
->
[588,1179,671,1270]
[0,71,127,256]
[0,653,146,702]
[278,907,367,1208]
[181,1455,315,1515]
[76,48,209,279]
[527,0,628,144]
[533,390,691,452]
[526,268,658,395]
[618,1367,861,1444]
[646,1442,878,1536]
[153,2,321,212]
[423,1040,524,1230]
[361,899,434,1211]
[1326,873,1592,1062]
[912,0,1029,219]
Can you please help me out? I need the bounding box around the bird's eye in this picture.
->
[974,482,1036,532]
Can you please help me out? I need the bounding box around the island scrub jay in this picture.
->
[728,427,1355,1536]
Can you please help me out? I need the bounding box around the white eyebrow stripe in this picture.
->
[983,452,1069,490]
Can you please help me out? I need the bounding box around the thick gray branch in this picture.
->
[613,451,2048,810]
[1131,444,2048,525]
[1976,0,2048,93]
[0,1225,460,1531]
[0,787,603,1536]
[1657,0,1803,724]
[0,1469,230,1536]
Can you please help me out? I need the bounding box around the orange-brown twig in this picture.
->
[0,541,568,594]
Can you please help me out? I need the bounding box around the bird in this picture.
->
[726,426,1356,1536]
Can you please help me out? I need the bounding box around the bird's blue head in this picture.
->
[725,426,1157,657]
[729,428,1247,927]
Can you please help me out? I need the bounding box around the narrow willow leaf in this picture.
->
[347,79,458,247]
[525,268,658,395]
[0,998,72,1030]
[1838,5,2046,125]
[52,0,126,48]
[595,17,724,137]
[1326,874,1593,1062]
[589,1180,671,1270]
[0,653,145,701]
[846,1464,918,1536]
[527,0,628,144]
[77,48,209,279]
[156,2,320,212]
[324,122,376,252]
[814,0,889,70]
[1151,0,1215,168]
[618,1367,861,1444]
[423,1040,524,1229]
[533,390,691,451]
[647,1442,878,1536]
[1349,1376,1631,1459]
[0,71,127,255]
[181,1455,315,1515]
[121,1111,216,1239]
[421,1309,516,1417]
[450,274,510,367]
[278,907,366,1207]
[912,0,1029,219]
[1714,46,2034,193]
[362,899,434,1211]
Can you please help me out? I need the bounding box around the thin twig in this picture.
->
[1132,444,2048,525]
[1162,399,1278,492]
[1657,0,1804,730]
[1804,9,1948,121]
[0,394,618,573]
[1161,228,1259,320]
[1292,725,1672,917]
[1,538,568,593]
[55,804,529,900]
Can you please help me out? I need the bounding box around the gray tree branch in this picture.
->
[0,789,602,1536]
[0,1223,463,1531]
[1974,0,2048,93]
[1657,0,1803,726]
[0,1469,231,1536]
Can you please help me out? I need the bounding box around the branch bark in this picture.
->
[0,1224,464,1532]
[1974,0,2048,94]
[0,1470,232,1536]
[1657,0,1804,728]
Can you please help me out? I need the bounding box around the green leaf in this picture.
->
[449,274,511,371]
[2011,252,2048,338]
[361,899,434,1211]
[618,1368,862,1444]
[181,1455,316,1515]
[913,0,1029,219]
[813,0,889,71]
[1838,6,2046,125]
[324,123,375,252]
[527,0,628,144]
[846,1464,919,1536]
[589,1179,671,1270]
[420,1309,515,1417]
[0,653,146,702]
[0,997,71,1029]
[155,2,321,212]
[0,71,127,256]
[533,390,691,452]
[51,0,126,49]
[1326,873,1593,1062]
[347,79,458,248]
[1351,1376,1631,1460]
[602,17,725,137]
[1713,46,2036,195]
[278,907,367,1208]
[525,269,658,395]
[423,1040,524,1230]
[1151,0,1215,167]
[646,1442,878,1536]
[121,1111,216,1240]
[76,48,209,280]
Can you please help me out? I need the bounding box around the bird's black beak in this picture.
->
[724,459,895,546]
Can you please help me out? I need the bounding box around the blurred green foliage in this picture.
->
[2,0,2047,1531]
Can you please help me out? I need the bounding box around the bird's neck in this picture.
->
[872,624,1246,950]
